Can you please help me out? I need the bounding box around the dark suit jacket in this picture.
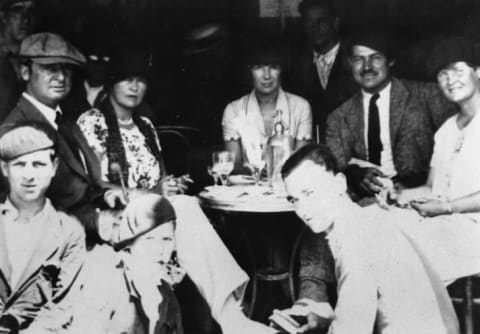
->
[288,43,358,141]
[326,77,458,188]
[3,96,106,244]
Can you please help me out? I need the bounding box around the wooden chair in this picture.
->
[450,275,480,334]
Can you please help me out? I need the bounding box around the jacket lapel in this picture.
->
[389,78,409,148]
[13,203,62,292]
[16,97,91,180]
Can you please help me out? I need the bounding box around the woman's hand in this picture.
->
[411,199,450,217]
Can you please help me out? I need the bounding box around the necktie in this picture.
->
[368,93,382,165]
[315,55,329,89]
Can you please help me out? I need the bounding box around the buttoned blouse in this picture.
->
[222,89,312,163]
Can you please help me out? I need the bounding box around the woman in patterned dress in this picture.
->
[77,47,184,196]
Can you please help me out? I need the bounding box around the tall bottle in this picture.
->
[266,111,293,192]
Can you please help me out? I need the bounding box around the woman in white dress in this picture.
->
[396,37,480,282]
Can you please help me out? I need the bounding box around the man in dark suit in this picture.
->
[2,32,126,245]
[289,0,357,141]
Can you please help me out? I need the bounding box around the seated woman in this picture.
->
[395,37,480,282]
[222,42,312,171]
[77,46,275,334]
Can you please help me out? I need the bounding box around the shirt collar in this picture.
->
[361,81,392,104]
[22,92,62,130]
[246,88,291,137]
[0,197,52,223]
[313,42,340,65]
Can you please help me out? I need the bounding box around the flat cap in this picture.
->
[0,121,56,161]
[18,33,86,66]
[429,36,480,75]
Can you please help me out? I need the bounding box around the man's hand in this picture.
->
[104,188,128,209]
[297,312,332,333]
[411,199,449,217]
[358,167,386,195]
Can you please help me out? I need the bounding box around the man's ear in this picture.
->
[0,160,8,178]
[475,66,480,79]
[52,156,59,174]
[388,59,395,68]
[19,64,30,81]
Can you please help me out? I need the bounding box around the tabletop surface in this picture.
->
[198,177,294,213]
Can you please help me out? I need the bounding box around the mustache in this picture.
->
[360,70,377,76]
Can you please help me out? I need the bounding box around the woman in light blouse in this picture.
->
[222,42,313,171]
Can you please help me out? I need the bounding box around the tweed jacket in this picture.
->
[288,43,358,141]
[2,96,106,243]
[326,77,457,187]
[0,200,85,331]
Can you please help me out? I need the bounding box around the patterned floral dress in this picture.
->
[77,108,162,189]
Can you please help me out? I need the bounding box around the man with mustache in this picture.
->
[288,29,459,333]
[326,29,457,198]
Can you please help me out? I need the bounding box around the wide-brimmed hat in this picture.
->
[182,23,230,56]
[428,36,480,75]
[17,32,86,66]
[107,44,152,84]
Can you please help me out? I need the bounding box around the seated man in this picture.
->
[326,28,457,198]
[280,144,459,334]
[70,194,183,334]
[0,121,85,333]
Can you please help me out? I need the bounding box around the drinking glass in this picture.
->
[212,151,235,186]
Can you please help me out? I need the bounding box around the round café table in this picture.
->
[198,179,305,321]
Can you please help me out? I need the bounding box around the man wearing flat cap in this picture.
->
[3,32,127,246]
[0,121,85,333]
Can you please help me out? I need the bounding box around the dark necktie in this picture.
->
[368,93,382,165]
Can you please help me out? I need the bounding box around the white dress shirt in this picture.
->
[22,92,61,130]
[362,83,397,177]
[313,42,340,89]
[323,205,459,334]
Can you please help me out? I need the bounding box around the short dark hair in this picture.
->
[298,0,337,17]
[281,144,337,179]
